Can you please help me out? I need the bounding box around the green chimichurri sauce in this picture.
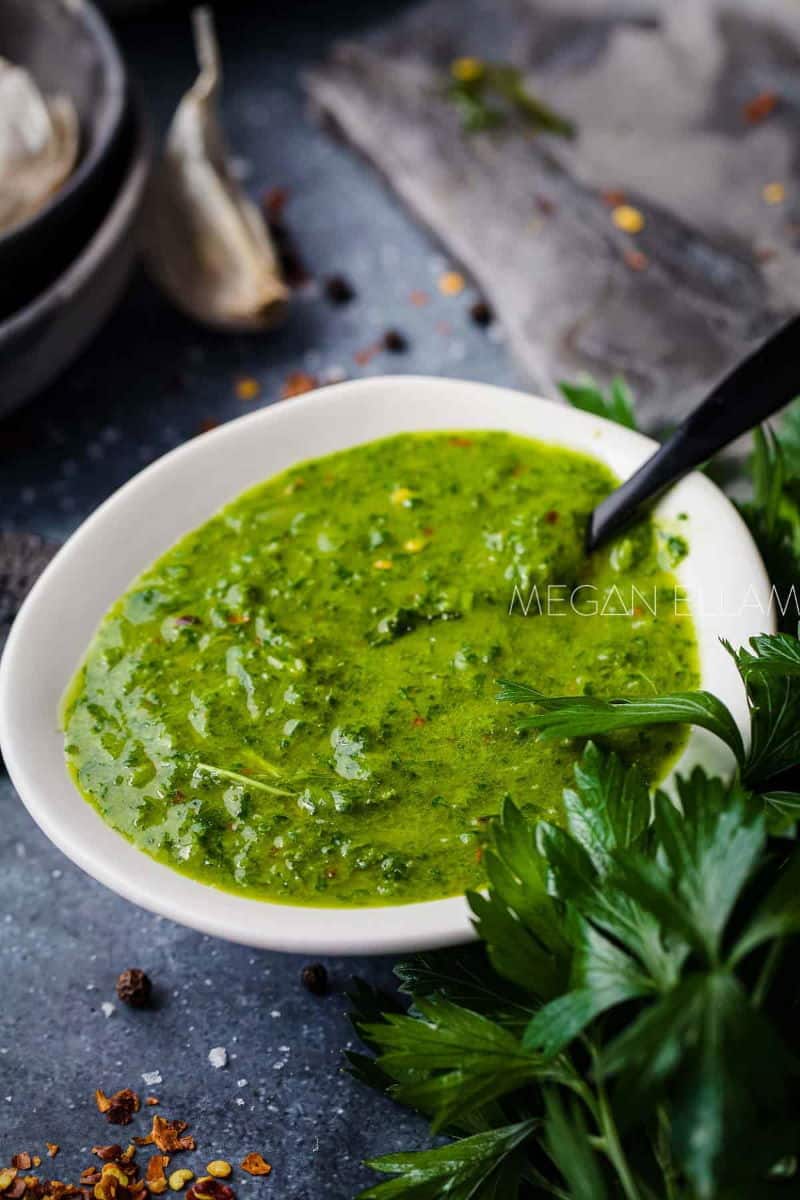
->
[63,431,698,907]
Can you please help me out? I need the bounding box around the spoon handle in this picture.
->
[586,315,800,552]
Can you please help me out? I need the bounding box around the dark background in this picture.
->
[0,2,517,1195]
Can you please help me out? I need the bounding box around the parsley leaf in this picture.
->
[558,376,638,430]
[497,679,746,767]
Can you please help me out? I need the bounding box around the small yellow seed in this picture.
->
[451,56,484,84]
[438,270,465,296]
[390,487,412,506]
[611,204,645,234]
[404,538,425,553]
[763,181,785,205]
[206,1163,232,1180]
[101,1166,129,1185]
[168,1171,194,1192]
[0,1170,17,1192]
[373,559,393,570]
[235,376,261,402]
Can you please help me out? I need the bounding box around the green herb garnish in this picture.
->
[348,394,800,1200]
[447,58,575,139]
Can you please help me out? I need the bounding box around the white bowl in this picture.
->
[0,377,774,954]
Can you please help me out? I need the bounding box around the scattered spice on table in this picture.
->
[623,248,649,272]
[763,181,785,205]
[95,1088,141,1126]
[261,186,310,288]
[239,1158,271,1179]
[323,275,355,305]
[600,188,626,208]
[382,329,408,353]
[744,90,778,124]
[280,371,318,399]
[234,377,260,403]
[611,204,645,233]
[1,1087,272,1199]
[534,194,555,215]
[300,962,329,995]
[438,270,465,296]
[409,289,429,307]
[353,343,380,366]
[116,969,152,1009]
[469,299,493,327]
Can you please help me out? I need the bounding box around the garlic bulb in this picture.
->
[141,7,288,331]
[0,58,79,235]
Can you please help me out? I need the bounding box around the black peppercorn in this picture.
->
[116,968,152,1008]
[301,962,329,995]
[382,329,408,353]
[324,275,356,305]
[469,299,493,327]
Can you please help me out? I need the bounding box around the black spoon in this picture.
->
[586,315,800,553]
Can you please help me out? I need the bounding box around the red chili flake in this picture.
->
[281,371,318,399]
[262,187,288,222]
[226,613,250,625]
[197,418,219,435]
[353,344,380,367]
[545,510,560,524]
[136,1117,195,1154]
[409,289,429,307]
[145,1097,160,1107]
[240,1155,272,1178]
[449,436,473,448]
[95,1090,140,1127]
[412,716,427,728]
[475,845,483,863]
[11,1157,32,1172]
[174,615,201,627]
[600,188,626,207]
[91,1148,123,1162]
[623,248,649,272]
[188,1181,233,1200]
[534,194,555,215]
[46,1148,59,1161]
[744,90,778,124]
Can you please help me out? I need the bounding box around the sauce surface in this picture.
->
[63,431,698,906]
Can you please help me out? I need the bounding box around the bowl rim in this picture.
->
[0,376,776,954]
[0,100,150,346]
[0,0,128,253]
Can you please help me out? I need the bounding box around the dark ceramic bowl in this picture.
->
[0,0,128,318]
[0,102,151,417]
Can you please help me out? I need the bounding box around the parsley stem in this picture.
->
[195,762,294,796]
[592,1051,643,1200]
[753,937,785,1008]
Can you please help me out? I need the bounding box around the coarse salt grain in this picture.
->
[101,1002,115,1018]
[208,1046,228,1069]
[142,1070,163,1086]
